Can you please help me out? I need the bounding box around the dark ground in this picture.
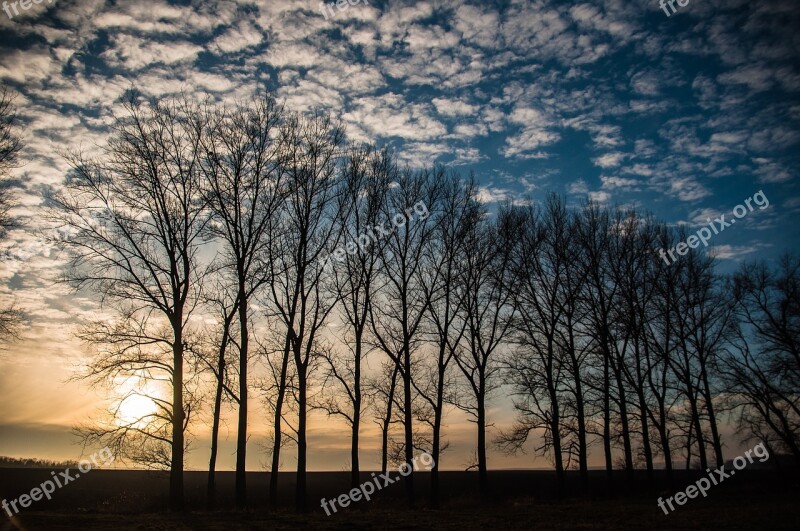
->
[1,468,798,530]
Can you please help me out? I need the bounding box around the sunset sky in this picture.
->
[0,0,798,471]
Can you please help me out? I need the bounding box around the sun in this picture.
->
[111,373,165,428]
[116,390,159,427]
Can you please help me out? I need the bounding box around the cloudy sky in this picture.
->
[0,0,798,471]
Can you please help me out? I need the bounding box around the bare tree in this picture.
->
[499,197,570,492]
[663,237,714,472]
[419,172,477,506]
[602,208,637,483]
[552,203,591,488]
[257,326,298,483]
[681,250,730,468]
[200,94,286,507]
[263,111,344,512]
[321,145,393,489]
[720,254,800,463]
[0,85,22,341]
[51,92,208,509]
[613,211,661,484]
[368,167,441,504]
[190,286,239,507]
[575,201,626,483]
[455,200,518,499]
[641,224,683,489]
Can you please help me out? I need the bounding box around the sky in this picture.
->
[0,0,798,471]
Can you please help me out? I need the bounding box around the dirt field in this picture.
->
[1,469,798,530]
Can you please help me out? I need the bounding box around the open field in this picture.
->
[1,469,798,530]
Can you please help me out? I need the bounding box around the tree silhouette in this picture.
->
[200,93,287,507]
[52,92,209,510]
[0,86,22,342]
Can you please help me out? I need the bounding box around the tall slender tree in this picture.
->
[575,201,621,483]
[53,92,209,509]
[196,289,239,506]
[201,94,287,507]
[499,197,572,492]
[263,111,345,512]
[454,202,519,499]
[721,254,800,463]
[321,145,394,489]
[420,173,477,506]
[369,167,441,504]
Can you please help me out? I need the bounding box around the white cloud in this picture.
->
[600,176,638,189]
[432,97,478,117]
[210,21,264,54]
[593,152,626,168]
[475,185,512,204]
[0,47,59,84]
[752,158,794,183]
[568,180,589,195]
[589,190,611,203]
[717,64,775,92]
[102,34,203,70]
[710,244,767,260]
[667,176,711,202]
[343,93,446,141]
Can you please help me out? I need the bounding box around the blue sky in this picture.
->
[0,0,798,470]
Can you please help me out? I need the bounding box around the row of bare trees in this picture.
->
[40,91,799,511]
[496,196,799,494]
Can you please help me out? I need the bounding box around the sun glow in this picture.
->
[113,377,162,427]
[117,394,158,426]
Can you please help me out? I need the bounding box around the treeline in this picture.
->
[42,91,798,511]
[494,197,799,495]
[0,456,79,469]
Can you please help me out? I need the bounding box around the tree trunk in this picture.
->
[236,294,248,508]
[689,389,708,470]
[545,336,564,493]
[381,365,398,474]
[633,337,654,485]
[207,322,231,507]
[700,364,723,467]
[658,410,674,490]
[567,328,588,489]
[573,366,588,488]
[547,379,564,493]
[614,362,635,482]
[602,343,613,483]
[351,335,362,490]
[431,351,445,508]
[402,344,415,505]
[269,337,291,509]
[170,326,184,511]
[296,360,308,512]
[638,388,654,483]
[477,382,488,500]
